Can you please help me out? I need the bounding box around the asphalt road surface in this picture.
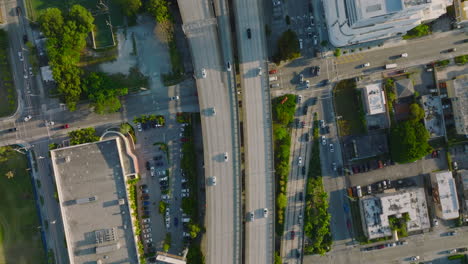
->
[233,0,274,263]
[178,0,241,263]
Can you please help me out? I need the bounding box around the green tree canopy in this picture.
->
[82,72,128,114]
[117,0,142,16]
[275,29,300,63]
[38,8,64,38]
[273,94,296,125]
[146,0,172,23]
[68,127,100,145]
[390,120,431,163]
[0,146,12,162]
[409,103,425,121]
[68,5,95,34]
[277,193,287,209]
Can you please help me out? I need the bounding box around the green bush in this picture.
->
[68,127,100,145]
[334,48,341,57]
[435,59,450,67]
[403,24,431,39]
[448,254,465,260]
[454,55,468,64]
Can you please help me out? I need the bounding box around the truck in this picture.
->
[385,64,397,69]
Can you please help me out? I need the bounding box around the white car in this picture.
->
[136,123,142,132]
[143,228,152,233]
[181,189,190,193]
[210,176,217,186]
[142,218,151,223]
[201,68,206,78]
[321,136,326,145]
[258,67,262,76]
[170,96,180,101]
[320,120,325,128]
[298,156,302,165]
[263,208,268,218]
[159,176,168,182]
[329,143,334,152]
[24,115,32,122]
[18,52,23,61]
[150,167,155,177]
[273,0,281,6]
[29,67,33,76]
[433,219,439,226]
[143,233,151,238]
[165,218,170,228]
[224,152,228,162]
[410,256,420,261]
[363,62,370,67]
[248,212,255,221]
[297,95,302,103]
[332,162,337,171]
[181,192,189,198]
[145,238,153,243]
[183,232,191,237]
[305,80,310,88]
[142,224,150,229]
[181,178,188,183]
[401,53,408,58]
[227,61,231,71]
[161,194,170,200]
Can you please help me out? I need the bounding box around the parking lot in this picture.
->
[133,115,193,258]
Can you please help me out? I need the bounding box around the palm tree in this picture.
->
[120,123,132,135]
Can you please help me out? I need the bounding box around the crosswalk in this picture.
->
[335,53,364,64]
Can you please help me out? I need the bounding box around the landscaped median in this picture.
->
[271,94,297,236]
[303,114,332,255]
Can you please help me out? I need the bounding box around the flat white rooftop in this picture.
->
[431,171,460,220]
[364,83,386,115]
[360,187,430,239]
[51,138,138,264]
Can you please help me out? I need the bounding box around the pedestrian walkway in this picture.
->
[335,53,364,64]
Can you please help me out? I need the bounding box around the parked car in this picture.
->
[248,212,255,221]
[298,192,303,201]
[263,208,268,218]
[321,136,326,145]
[290,231,295,240]
[329,143,334,152]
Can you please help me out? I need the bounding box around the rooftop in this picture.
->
[360,187,430,239]
[364,83,386,115]
[421,95,445,138]
[51,138,138,264]
[395,78,415,99]
[431,171,460,220]
[447,74,468,137]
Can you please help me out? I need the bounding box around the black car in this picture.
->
[153,156,162,161]
[301,166,306,175]
[142,206,149,211]
[304,133,309,142]
[145,161,150,170]
[7,127,17,133]
[155,162,164,167]
[140,184,148,190]
[174,217,179,227]
[23,34,28,44]
[247,28,251,39]
[303,106,308,115]
[298,192,303,201]
[320,79,329,86]
[159,180,168,186]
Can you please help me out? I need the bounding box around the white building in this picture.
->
[363,83,386,115]
[325,0,452,47]
[359,188,430,239]
[431,171,460,220]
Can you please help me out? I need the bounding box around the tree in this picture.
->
[0,146,12,162]
[275,30,300,63]
[277,193,287,209]
[117,0,142,16]
[68,5,95,34]
[120,123,132,135]
[409,103,425,121]
[82,72,128,114]
[274,126,288,141]
[5,171,14,179]
[68,127,100,145]
[38,8,64,38]
[334,48,341,57]
[146,0,172,23]
[390,120,431,163]
[188,222,201,238]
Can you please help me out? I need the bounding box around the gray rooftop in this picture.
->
[51,138,138,264]
[395,78,414,99]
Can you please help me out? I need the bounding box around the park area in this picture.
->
[0,30,17,117]
[25,0,122,49]
[334,79,366,136]
[0,148,46,264]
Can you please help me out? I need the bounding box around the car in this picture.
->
[145,238,153,243]
[257,67,262,76]
[62,124,70,129]
[305,80,310,88]
[302,166,306,175]
[410,256,420,261]
[159,180,168,186]
[29,67,33,76]
[170,96,180,101]
[174,217,179,227]
[136,123,142,132]
[321,136,326,145]
[183,232,191,237]
[181,178,188,183]
[201,68,206,78]
[300,121,305,128]
[23,115,32,122]
[385,242,396,247]
[332,162,337,171]
[141,189,149,194]
[245,212,254,222]
[210,176,217,186]
[320,79,329,86]
[299,74,304,83]
[290,231,295,240]
[161,194,170,200]
[155,162,164,167]
[142,224,150,229]
[269,69,277,74]
[448,48,457,52]
[452,161,458,170]
[263,208,268,218]
[363,62,370,67]
[143,201,151,206]
[227,61,231,71]
[448,249,457,254]
[304,133,309,142]
[298,156,302,165]
[273,0,281,6]
[181,189,190,193]
[395,240,407,245]
[401,53,408,57]
[141,195,150,200]
[367,185,372,194]
[319,120,325,128]
[159,177,168,182]
[18,51,24,61]
[165,219,170,228]
[224,152,228,162]
[297,95,302,103]
[447,231,457,236]
[181,192,190,198]
[24,72,28,79]
[315,66,321,76]
[294,249,300,258]
[457,247,467,253]
[150,167,155,177]
[143,233,152,238]
[181,138,189,142]
[247,28,251,39]
[143,218,151,223]
[143,228,152,233]
[298,192,303,201]
[329,143,334,152]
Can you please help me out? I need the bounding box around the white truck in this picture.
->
[385,63,397,69]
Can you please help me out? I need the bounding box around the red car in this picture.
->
[269,69,277,74]
[63,124,70,129]
[180,138,189,142]
[290,231,295,240]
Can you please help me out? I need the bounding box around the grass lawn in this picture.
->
[0,30,17,117]
[334,79,366,136]
[0,149,46,264]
